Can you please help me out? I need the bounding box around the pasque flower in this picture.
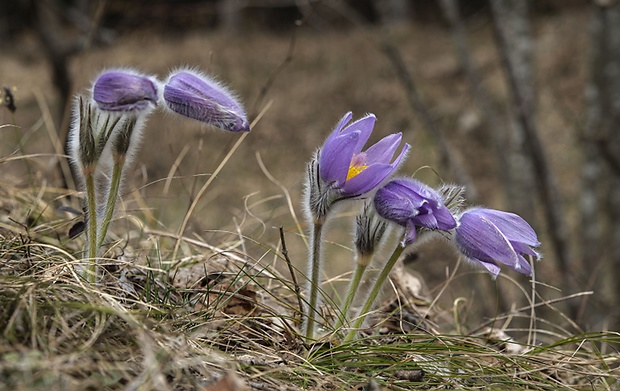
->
[454,208,541,277]
[303,112,409,341]
[308,112,410,220]
[374,178,456,245]
[339,178,456,340]
[69,69,160,283]
[93,70,158,112]
[163,70,250,132]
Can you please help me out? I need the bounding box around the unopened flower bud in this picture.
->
[93,70,158,112]
[163,70,250,132]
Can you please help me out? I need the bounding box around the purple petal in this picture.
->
[434,206,457,230]
[476,259,502,277]
[404,219,418,245]
[389,143,410,172]
[374,177,456,233]
[511,241,540,260]
[93,71,158,112]
[319,131,359,186]
[413,211,440,230]
[364,133,403,164]
[164,71,249,132]
[325,112,353,145]
[473,209,539,247]
[456,213,520,269]
[390,178,440,207]
[516,255,533,275]
[341,114,376,152]
[374,187,419,224]
[387,180,429,208]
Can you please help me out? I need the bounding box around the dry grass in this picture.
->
[0,174,618,390]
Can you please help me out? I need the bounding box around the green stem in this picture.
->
[304,220,325,342]
[84,172,98,283]
[97,157,124,248]
[343,243,406,342]
[333,261,368,331]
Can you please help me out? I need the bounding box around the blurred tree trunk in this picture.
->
[487,0,536,223]
[376,0,410,25]
[438,0,511,207]
[33,0,106,189]
[581,0,620,329]
[438,0,516,314]
[217,0,244,34]
[489,0,571,286]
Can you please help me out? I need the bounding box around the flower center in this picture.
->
[346,153,368,181]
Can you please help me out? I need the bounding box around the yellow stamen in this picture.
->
[346,163,368,181]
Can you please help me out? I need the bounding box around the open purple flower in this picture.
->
[316,112,409,201]
[374,178,456,245]
[163,70,250,132]
[93,70,158,112]
[454,208,541,277]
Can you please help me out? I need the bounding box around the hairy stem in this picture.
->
[304,220,325,342]
[84,172,98,283]
[344,243,406,342]
[333,261,369,332]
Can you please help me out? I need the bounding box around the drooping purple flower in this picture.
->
[374,178,456,245]
[163,70,250,132]
[454,208,541,277]
[93,70,158,112]
[317,112,409,198]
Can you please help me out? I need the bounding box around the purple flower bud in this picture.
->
[93,70,158,112]
[318,112,410,198]
[374,178,456,245]
[163,70,250,132]
[454,208,541,277]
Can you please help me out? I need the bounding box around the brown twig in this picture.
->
[279,226,303,318]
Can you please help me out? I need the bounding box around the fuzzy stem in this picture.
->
[343,243,406,342]
[84,172,98,283]
[333,260,369,332]
[97,155,125,248]
[304,219,325,342]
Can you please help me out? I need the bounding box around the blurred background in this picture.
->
[1,0,619,336]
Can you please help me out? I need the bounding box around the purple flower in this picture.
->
[454,208,541,277]
[318,112,409,198]
[163,70,249,132]
[93,70,158,112]
[374,178,456,244]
